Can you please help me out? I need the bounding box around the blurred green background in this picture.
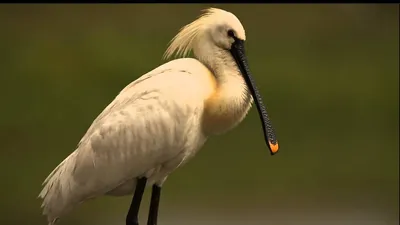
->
[0,3,398,225]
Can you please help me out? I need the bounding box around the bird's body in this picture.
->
[39,58,252,222]
[39,8,278,225]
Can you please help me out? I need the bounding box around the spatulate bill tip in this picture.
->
[268,141,279,155]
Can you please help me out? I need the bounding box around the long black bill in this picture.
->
[230,39,279,155]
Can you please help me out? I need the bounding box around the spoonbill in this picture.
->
[39,7,279,225]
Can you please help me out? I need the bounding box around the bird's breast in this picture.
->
[202,76,253,135]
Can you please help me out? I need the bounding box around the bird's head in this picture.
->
[205,9,246,50]
[164,8,245,59]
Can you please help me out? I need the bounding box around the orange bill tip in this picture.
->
[269,141,279,154]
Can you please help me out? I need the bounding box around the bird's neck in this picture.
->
[197,46,253,135]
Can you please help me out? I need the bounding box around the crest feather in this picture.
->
[163,8,226,60]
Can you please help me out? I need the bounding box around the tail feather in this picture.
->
[39,151,78,225]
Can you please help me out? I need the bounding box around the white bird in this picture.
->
[39,8,279,225]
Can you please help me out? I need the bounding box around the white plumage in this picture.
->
[39,8,278,225]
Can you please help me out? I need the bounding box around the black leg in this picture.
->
[147,185,162,225]
[126,177,147,225]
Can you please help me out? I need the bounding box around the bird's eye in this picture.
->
[227,29,235,37]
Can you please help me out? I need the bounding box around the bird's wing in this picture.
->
[76,70,160,146]
[39,59,214,221]
[73,69,206,195]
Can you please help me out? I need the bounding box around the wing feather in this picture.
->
[39,59,211,223]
